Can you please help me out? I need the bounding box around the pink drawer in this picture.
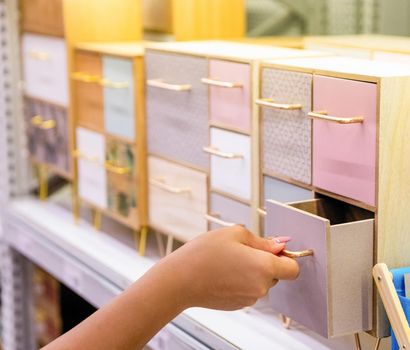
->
[207,60,251,133]
[312,76,377,206]
[266,197,374,337]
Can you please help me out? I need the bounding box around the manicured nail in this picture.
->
[272,236,292,244]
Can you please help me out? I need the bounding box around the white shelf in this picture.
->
[3,197,389,350]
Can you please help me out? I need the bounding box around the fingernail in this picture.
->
[272,236,292,244]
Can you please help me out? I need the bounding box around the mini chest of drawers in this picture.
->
[145,41,326,248]
[258,56,410,338]
[72,43,147,236]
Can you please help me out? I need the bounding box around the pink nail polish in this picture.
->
[273,236,292,244]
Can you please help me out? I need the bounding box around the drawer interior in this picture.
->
[290,195,374,225]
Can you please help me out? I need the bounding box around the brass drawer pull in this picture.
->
[72,150,100,164]
[149,177,191,194]
[203,146,243,159]
[256,98,302,110]
[72,72,101,84]
[204,214,237,227]
[308,111,364,124]
[257,208,267,217]
[28,50,51,61]
[31,116,56,129]
[147,79,191,92]
[201,77,242,88]
[282,249,314,258]
[104,161,131,175]
[100,79,129,89]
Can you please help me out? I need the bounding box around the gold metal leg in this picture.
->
[71,181,80,224]
[280,314,292,329]
[92,208,102,230]
[374,338,381,350]
[35,164,48,201]
[138,226,148,256]
[165,235,174,256]
[354,333,362,350]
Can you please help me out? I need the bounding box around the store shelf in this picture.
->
[3,198,387,350]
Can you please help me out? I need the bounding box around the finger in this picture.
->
[246,233,289,255]
[269,255,300,280]
[271,279,278,288]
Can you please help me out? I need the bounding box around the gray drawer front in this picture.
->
[210,193,251,230]
[262,68,312,184]
[146,51,209,170]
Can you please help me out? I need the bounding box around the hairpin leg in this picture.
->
[72,181,80,224]
[138,226,148,256]
[92,208,102,230]
[354,333,362,350]
[280,314,292,329]
[374,337,381,350]
[165,235,174,256]
[155,231,165,257]
[35,164,48,201]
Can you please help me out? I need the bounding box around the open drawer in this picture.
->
[265,197,374,338]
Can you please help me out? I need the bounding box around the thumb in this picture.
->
[246,234,291,255]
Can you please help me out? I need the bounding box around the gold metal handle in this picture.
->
[281,249,314,258]
[100,79,129,89]
[204,214,237,227]
[201,78,242,88]
[308,111,364,124]
[147,79,191,92]
[72,150,100,163]
[28,50,51,61]
[257,208,267,216]
[256,98,302,110]
[104,161,131,175]
[203,146,243,159]
[31,116,56,129]
[31,115,43,126]
[149,178,191,194]
[71,72,102,84]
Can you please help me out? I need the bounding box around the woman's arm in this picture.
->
[42,226,299,350]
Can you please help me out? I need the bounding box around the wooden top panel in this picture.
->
[74,42,146,57]
[305,35,410,55]
[145,40,327,62]
[263,56,410,80]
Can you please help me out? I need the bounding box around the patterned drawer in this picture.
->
[266,198,374,337]
[146,51,209,170]
[103,56,135,140]
[207,193,251,230]
[24,97,69,174]
[208,128,251,201]
[105,138,138,227]
[76,127,107,208]
[21,0,64,37]
[148,156,207,242]
[73,51,104,132]
[22,34,68,106]
[312,76,377,206]
[207,60,251,132]
[260,68,312,184]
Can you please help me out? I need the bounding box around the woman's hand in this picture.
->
[157,225,300,311]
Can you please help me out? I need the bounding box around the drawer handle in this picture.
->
[27,50,51,61]
[204,214,237,227]
[257,208,267,217]
[31,116,56,130]
[308,111,364,124]
[201,78,242,88]
[100,79,129,89]
[147,79,191,92]
[104,161,131,175]
[203,146,243,159]
[72,150,100,164]
[149,178,191,194]
[255,98,302,110]
[72,72,102,84]
[282,249,314,259]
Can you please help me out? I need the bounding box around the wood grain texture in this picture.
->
[172,0,245,40]
[148,156,208,242]
[21,0,64,37]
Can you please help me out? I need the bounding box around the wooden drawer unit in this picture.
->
[22,33,68,106]
[21,0,64,37]
[148,156,207,242]
[259,56,410,337]
[207,193,251,230]
[207,59,251,133]
[258,68,312,184]
[265,197,374,337]
[24,97,70,176]
[146,51,209,170]
[72,51,104,131]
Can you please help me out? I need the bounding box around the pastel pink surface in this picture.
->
[312,76,377,206]
[209,60,251,132]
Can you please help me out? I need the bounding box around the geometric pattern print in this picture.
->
[262,68,312,184]
[146,51,209,170]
